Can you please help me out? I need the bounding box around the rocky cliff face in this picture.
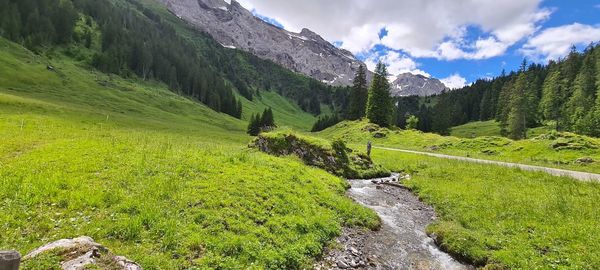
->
[157,0,365,86]
[390,73,449,97]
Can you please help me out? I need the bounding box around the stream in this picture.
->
[316,174,472,270]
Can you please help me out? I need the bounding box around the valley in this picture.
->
[1,0,600,269]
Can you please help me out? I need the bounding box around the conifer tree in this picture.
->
[540,66,565,131]
[366,62,393,127]
[260,108,275,129]
[247,114,261,136]
[507,64,528,140]
[567,53,597,132]
[347,65,368,120]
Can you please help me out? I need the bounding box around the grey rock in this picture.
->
[157,0,368,86]
[24,236,141,270]
[390,73,449,97]
[0,250,20,270]
[336,260,350,269]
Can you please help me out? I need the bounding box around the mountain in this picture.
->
[390,73,449,97]
[157,0,365,86]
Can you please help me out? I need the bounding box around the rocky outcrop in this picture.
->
[252,132,390,179]
[390,73,449,97]
[156,0,367,86]
[23,236,141,270]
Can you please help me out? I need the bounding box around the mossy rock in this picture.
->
[252,132,390,179]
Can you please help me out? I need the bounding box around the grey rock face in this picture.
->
[157,0,367,86]
[390,73,449,97]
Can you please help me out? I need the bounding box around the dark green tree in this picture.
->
[247,114,261,136]
[507,63,528,140]
[347,65,368,120]
[366,62,393,127]
[540,65,566,131]
[260,108,275,129]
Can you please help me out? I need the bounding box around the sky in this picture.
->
[227,0,600,88]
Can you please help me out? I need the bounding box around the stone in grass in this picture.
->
[0,250,21,270]
[23,236,141,270]
[576,157,595,164]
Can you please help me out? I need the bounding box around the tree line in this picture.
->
[396,45,600,139]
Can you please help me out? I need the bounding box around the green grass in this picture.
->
[0,38,379,269]
[319,120,600,174]
[451,120,554,139]
[369,148,600,269]
[450,121,502,138]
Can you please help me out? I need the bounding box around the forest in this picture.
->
[396,45,600,139]
[0,0,351,119]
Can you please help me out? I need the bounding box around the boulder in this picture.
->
[23,236,141,270]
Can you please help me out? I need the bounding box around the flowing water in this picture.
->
[322,174,473,270]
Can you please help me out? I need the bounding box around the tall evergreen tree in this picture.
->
[567,52,597,132]
[507,63,528,140]
[540,65,565,131]
[366,62,393,127]
[347,65,368,120]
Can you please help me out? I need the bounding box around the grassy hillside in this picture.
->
[370,149,600,269]
[319,120,600,174]
[450,120,553,138]
[0,38,379,269]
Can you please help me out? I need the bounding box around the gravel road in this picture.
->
[376,147,600,182]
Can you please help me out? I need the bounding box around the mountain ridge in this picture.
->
[158,0,365,86]
[390,73,449,97]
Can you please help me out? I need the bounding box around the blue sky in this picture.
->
[236,0,600,88]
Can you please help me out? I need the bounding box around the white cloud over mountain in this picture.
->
[441,74,468,89]
[232,0,598,82]
[233,0,549,59]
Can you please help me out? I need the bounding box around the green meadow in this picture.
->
[319,120,600,174]
[0,38,379,269]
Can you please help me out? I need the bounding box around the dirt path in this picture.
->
[376,147,600,182]
[316,174,472,270]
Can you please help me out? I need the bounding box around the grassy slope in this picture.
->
[450,120,553,138]
[370,149,600,269]
[0,38,379,269]
[319,120,600,174]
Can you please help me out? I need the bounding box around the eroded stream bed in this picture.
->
[316,174,472,270]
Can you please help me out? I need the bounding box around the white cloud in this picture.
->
[521,23,600,62]
[365,51,430,77]
[441,74,468,89]
[236,0,549,60]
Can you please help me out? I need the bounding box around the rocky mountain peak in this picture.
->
[157,0,367,86]
[390,73,449,97]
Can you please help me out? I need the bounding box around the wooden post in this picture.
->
[0,250,20,270]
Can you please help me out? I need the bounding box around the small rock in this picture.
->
[337,260,350,269]
[576,157,594,164]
